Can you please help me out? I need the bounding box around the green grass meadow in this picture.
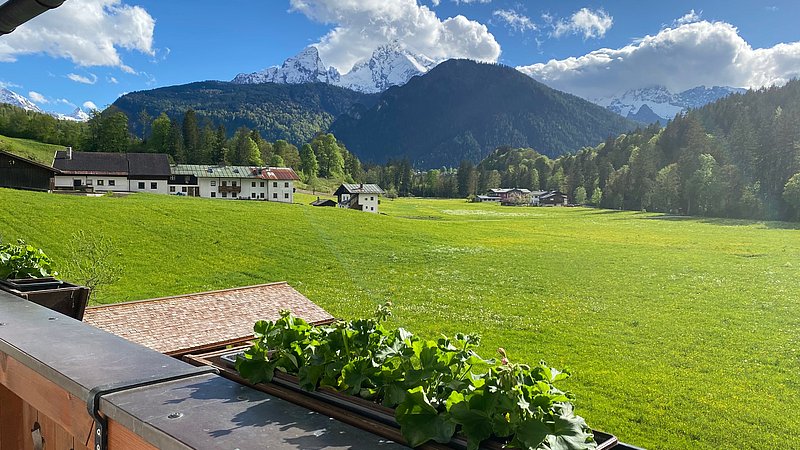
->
[0,134,60,164]
[1,189,799,449]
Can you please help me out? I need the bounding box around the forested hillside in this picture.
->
[112,81,377,146]
[0,104,86,148]
[472,79,800,221]
[330,59,636,168]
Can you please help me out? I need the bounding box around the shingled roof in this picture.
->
[53,151,170,178]
[172,165,300,180]
[334,183,385,195]
[82,282,334,356]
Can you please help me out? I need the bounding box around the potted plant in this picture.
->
[0,239,90,320]
[235,303,613,450]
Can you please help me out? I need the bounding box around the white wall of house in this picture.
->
[357,193,380,213]
[266,179,294,203]
[128,179,169,194]
[54,175,129,192]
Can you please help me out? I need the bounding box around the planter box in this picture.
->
[0,277,90,320]
[186,348,619,450]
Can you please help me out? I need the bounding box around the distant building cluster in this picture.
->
[475,188,569,206]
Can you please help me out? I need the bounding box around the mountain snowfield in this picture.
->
[591,85,746,124]
[233,43,438,94]
[0,88,91,122]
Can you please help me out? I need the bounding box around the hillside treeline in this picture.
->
[0,104,86,147]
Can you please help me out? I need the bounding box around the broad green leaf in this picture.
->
[395,387,456,447]
[542,414,596,450]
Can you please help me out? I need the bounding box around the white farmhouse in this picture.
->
[334,183,384,213]
[53,149,170,193]
[170,165,300,203]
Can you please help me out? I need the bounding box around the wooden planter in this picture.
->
[185,348,619,450]
[0,277,90,320]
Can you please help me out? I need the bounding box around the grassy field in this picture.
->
[0,134,60,164]
[1,189,799,449]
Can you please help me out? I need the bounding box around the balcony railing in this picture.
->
[218,185,241,194]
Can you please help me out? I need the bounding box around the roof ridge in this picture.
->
[86,281,291,310]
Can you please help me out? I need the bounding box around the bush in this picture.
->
[0,239,57,279]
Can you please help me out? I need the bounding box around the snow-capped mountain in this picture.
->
[0,88,43,113]
[52,108,91,122]
[592,85,746,124]
[232,43,439,94]
[338,42,438,93]
[232,46,339,85]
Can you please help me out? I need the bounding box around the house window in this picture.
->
[252,181,256,187]
[222,192,227,198]
[251,193,256,198]
[211,192,216,198]
[150,182,157,190]
[284,182,289,188]
[284,193,289,199]
[97,179,104,186]
[182,187,187,193]
[371,196,374,201]
[108,180,115,186]
[273,193,277,199]
[260,193,265,198]
[170,186,175,193]
[211,180,217,186]
[221,180,227,186]
[273,182,277,188]
[232,181,237,187]
[138,182,145,190]
[260,182,265,187]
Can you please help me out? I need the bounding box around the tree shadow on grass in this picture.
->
[643,214,800,230]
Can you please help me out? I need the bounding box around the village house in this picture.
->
[334,183,384,213]
[530,190,548,206]
[539,190,570,206]
[170,164,300,202]
[0,150,60,192]
[52,149,170,193]
[490,188,532,205]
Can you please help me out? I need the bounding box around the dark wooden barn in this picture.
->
[0,150,59,192]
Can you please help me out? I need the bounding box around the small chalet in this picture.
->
[0,150,60,192]
[170,165,300,202]
[53,149,170,193]
[530,190,548,206]
[311,197,337,207]
[539,191,569,206]
[474,195,501,203]
[334,183,384,213]
[490,188,532,205]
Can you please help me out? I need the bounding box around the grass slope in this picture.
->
[0,134,60,165]
[1,189,798,449]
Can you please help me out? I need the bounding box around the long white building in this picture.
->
[53,150,171,194]
[170,165,299,203]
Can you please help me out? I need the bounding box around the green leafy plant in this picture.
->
[237,303,595,450]
[0,239,57,280]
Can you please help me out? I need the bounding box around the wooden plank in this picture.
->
[39,412,74,450]
[0,384,25,450]
[107,419,158,450]
[21,401,36,450]
[0,351,94,445]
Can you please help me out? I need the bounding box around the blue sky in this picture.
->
[2,0,799,114]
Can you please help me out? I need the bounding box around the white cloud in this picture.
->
[552,8,613,39]
[493,9,536,33]
[83,101,99,111]
[0,0,155,72]
[0,81,21,89]
[57,98,76,107]
[67,73,98,85]
[452,0,491,4]
[675,9,702,26]
[518,20,800,99]
[288,0,501,72]
[431,0,440,5]
[28,91,48,104]
[107,76,119,84]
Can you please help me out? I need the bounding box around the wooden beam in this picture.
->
[0,351,95,445]
[108,419,158,450]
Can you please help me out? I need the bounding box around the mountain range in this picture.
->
[591,85,746,124]
[233,43,437,94]
[0,88,91,122]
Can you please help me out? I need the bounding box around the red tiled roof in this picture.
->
[83,282,334,355]
[259,167,300,181]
